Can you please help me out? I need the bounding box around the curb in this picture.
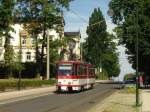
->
[0,86,55,102]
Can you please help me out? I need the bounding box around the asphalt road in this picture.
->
[0,84,118,112]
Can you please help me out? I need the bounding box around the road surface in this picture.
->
[0,84,118,112]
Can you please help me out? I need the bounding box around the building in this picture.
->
[62,31,81,61]
[0,24,60,63]
[0,24,82,63]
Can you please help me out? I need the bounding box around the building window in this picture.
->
[0,49,2,56]
[0,38,2,46]
[26,52,31,61]
[31,39,35,45]
[22,37,26,45]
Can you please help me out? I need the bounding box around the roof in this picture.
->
[56,61,81,64]
[56,61,94,67]
[64,32,81,37]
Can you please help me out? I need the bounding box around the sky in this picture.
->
[63,0,135,81]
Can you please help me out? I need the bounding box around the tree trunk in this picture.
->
[40,24,46,77]
[35,34,40,76]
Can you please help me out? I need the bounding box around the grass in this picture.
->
[0,79,56,92]
[87,89,141,112]
[96,73,109,80]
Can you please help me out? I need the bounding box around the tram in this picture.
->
[56,61,95,92]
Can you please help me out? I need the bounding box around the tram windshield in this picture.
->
[58,64,73,75]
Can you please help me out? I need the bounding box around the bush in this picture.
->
[0,66,8,78]
[125,85,136,93]
[0,79,56,91]
[96,72,109,80]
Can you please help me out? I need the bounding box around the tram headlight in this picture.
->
[72,80,78,84]
[58,82,61,85]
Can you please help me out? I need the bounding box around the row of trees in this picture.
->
[109,0,150,83]
[0,1,121,79]
[0,0,73,78]
[83,8,120,78]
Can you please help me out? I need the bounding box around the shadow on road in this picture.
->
[53,88,93,95]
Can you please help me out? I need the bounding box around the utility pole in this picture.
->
[99,52,103,80]
[108,6,140,106]
[135,6,139,106]
[18,31,22,90]
[80,42,83,62]
[46,32,50,80]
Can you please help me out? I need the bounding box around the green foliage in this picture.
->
[96,69,109,80]
[15,0,73,75]
[0,0,16,77]
[4,45,14,67]
[0,0,73,78]
[124,73,136,81]
[84,8,120,78]
[0,0,15,35]
[109,0,150,78]
[1,46,25,78]
[13,52,25,72]
[3,45,15,77]
[0,79,55,91]
[49,39,61,63]
[59,35,78,60]
[85,8,107,65]
[126,86,136,93]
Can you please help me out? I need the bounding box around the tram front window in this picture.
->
[58,64,72,75]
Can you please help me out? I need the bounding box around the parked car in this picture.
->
[123,80,136,88]
[124,80,135,84]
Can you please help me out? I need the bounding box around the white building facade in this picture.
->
[0,24,82,63]
[63,32,81,61]
[0,24,60,63]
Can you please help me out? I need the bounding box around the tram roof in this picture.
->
[56,61,94,66]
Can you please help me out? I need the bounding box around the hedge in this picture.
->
[0,62,57,78]
[0,79,56,91]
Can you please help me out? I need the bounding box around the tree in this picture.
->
[85,8,107,66]
[109,0,150,82]
[124,73,136,81]
[84,8,120,78]
[0,0,16,77]
[101,34,120,78]
[15,0,73,76]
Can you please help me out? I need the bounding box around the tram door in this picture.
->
[86,66,89,88]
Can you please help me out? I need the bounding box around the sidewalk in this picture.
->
[0,86,55,102]
[87,90,139,112]
[0,80,111,101]
[142,89,150,112]
[0,81,102,102]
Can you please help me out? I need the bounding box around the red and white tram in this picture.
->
[56,61,95,92]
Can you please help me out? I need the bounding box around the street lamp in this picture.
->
[46,30,54,80]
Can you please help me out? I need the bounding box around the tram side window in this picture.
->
[81,65,84,75]
[89,68,92,76]
[89,68,95,76]
[83,66,87,75]
[91,68,95,75]
[78,65,84,75]
[73,64,78,75]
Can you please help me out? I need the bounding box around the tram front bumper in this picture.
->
[56,85,81,91]
[56,85,70,91]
